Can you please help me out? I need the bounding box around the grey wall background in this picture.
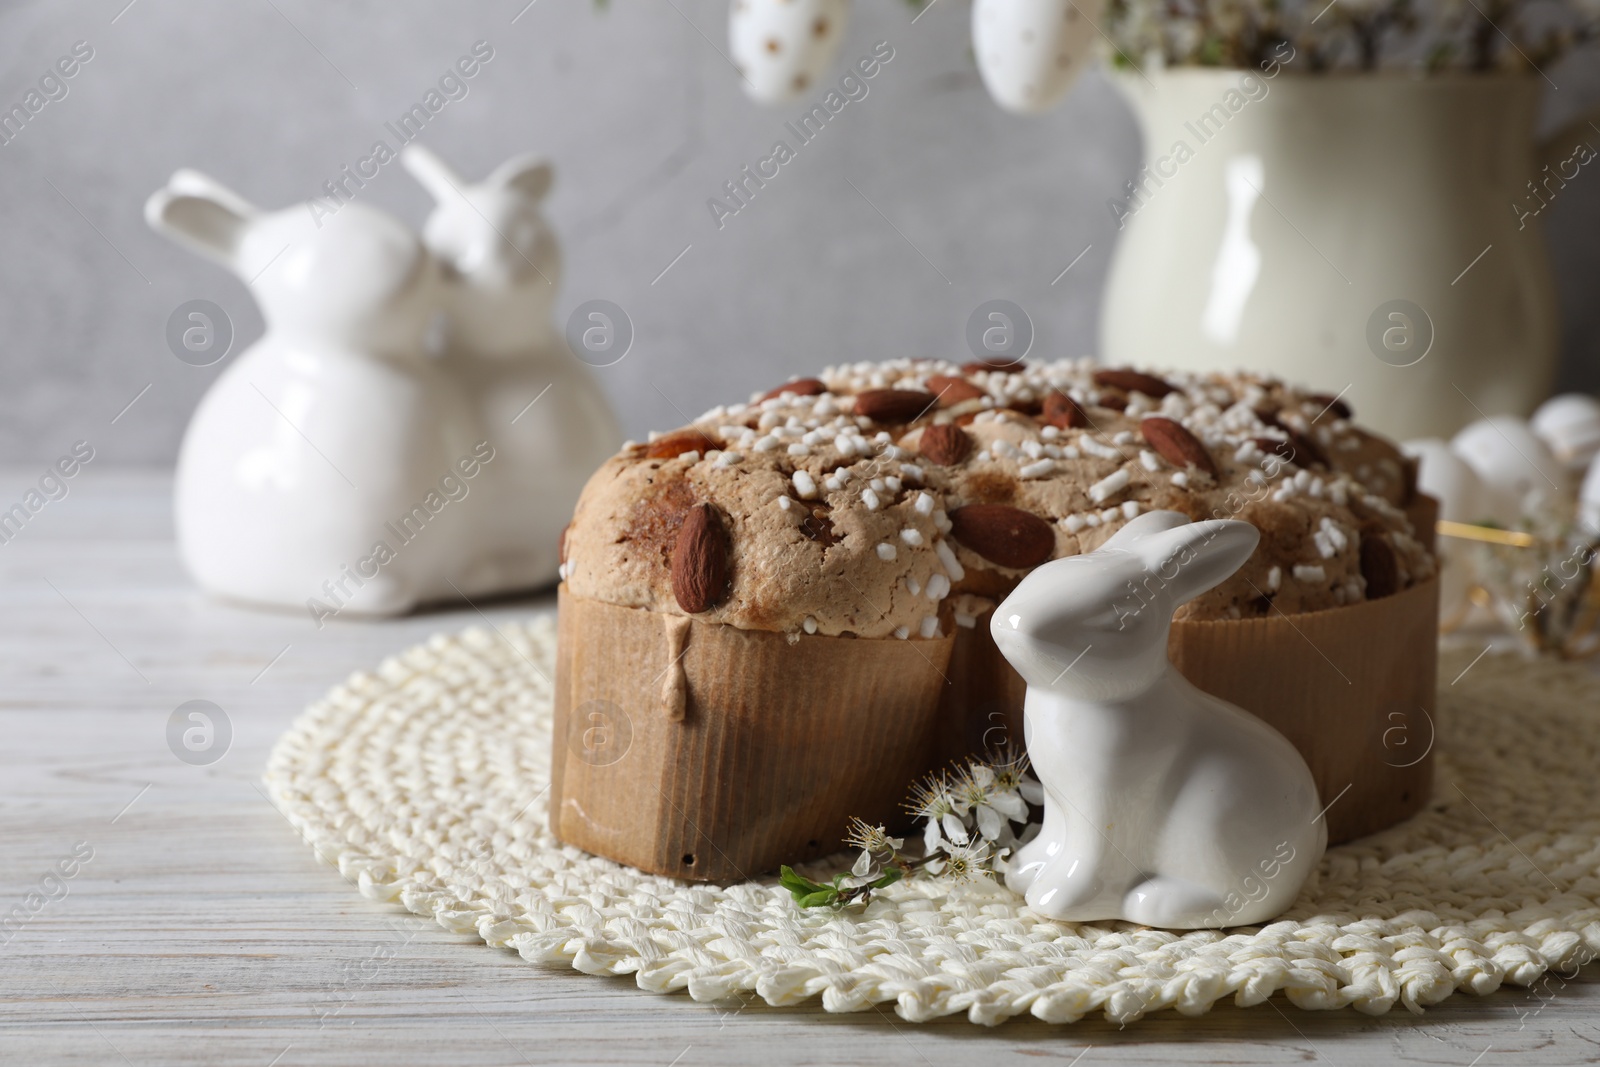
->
[1,0,1597,466]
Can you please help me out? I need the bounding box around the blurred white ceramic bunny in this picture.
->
[147,171,487,617]
[991,510,1326,928]
[401,145,620,593]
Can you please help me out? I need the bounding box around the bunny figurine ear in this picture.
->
[145,170,257,268]
[400,144,467,204]
[1137,517,1260,605]
[401,146,553,204]
[165,169,259,219]
[1098,509,1192,552]
[488,153,552,201]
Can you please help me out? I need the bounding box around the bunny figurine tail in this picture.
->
[991,510,1328,929]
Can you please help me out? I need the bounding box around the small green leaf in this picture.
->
[798,889,839,909]
[779,865,821,891]
[779,865,825,901]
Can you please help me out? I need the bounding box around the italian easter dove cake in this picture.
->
[551,359,1440,881]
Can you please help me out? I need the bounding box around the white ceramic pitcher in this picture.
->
[1100,72,1589,440]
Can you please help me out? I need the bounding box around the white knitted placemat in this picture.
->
[264,616,1600,1026]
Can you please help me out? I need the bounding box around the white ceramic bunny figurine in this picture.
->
[147,172,488,618]
[401,145,620,593]
[991,510,1326,928]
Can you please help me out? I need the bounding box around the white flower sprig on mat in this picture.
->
[780,747,1044,911]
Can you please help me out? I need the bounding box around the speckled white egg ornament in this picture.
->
[1531,393,1600,472]
[729,0,850,105]
[972,0,1100,114]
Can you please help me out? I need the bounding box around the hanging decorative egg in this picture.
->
[972,0,1099,115]
[729,0,850,105]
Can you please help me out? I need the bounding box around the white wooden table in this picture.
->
[2,468,1596,1067]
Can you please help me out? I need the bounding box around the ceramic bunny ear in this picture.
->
[400,144,467,203]
[145,170,258,268]
[1098,509,1192,551]
[166,169,258,218]
[1135,517,1260,604]
[488,153,552,200]
[401,146,553,204]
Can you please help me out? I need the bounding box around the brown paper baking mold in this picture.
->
[553,587,953,882]
[554,575,1437,879]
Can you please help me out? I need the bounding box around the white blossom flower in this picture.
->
[925,841,993,883]
[1101,0,1596,72]
[838,848,883,890]
[844,818,903,856]
[838,818,905,889]
[991,749,1046,807]
[956,764,1031,842]
[906,774,970,854]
